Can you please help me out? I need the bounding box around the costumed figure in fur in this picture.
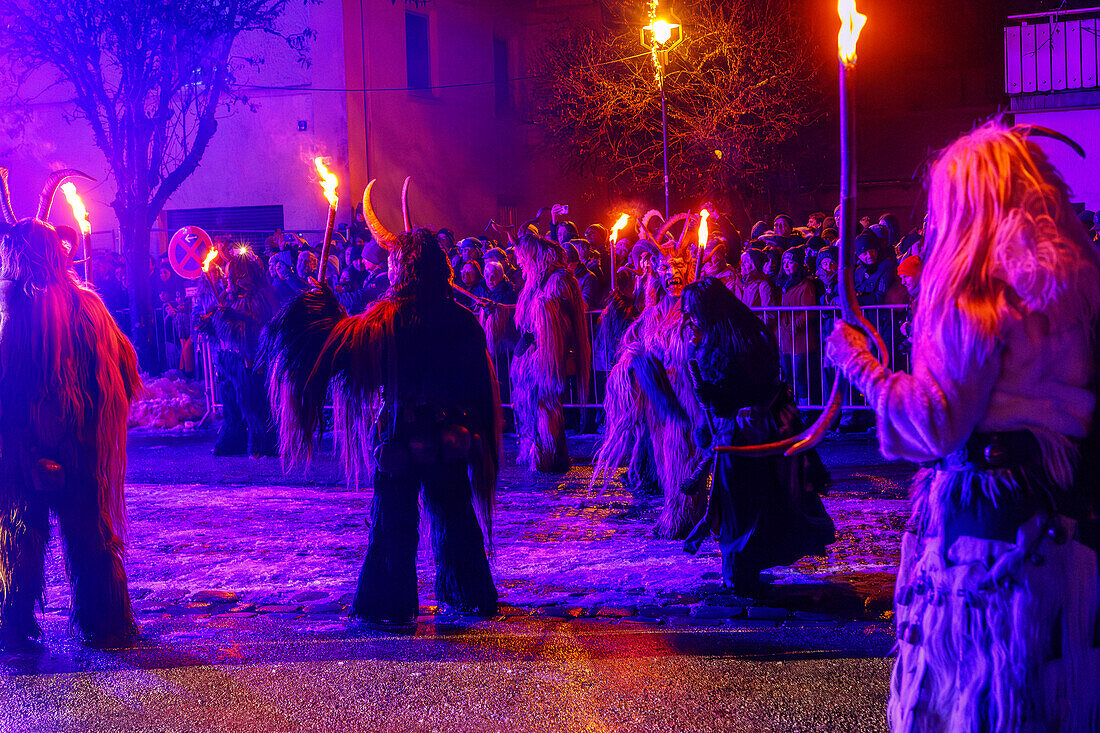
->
[826,120,1100,732]
[510,230,590,473]
[680,278,833,594]
[593,213,709,539]
[265,183,501,624]
[0,169,141,648]
[196,245,279,457]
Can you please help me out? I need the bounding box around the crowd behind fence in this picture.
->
[192,304,912,415]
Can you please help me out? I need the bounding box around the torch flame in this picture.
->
[698,209,710,254]
[609,213,630,243]
[60,182,90,234]
[313,157,339,207]
[202,249,219,273]
[838,0,866,64]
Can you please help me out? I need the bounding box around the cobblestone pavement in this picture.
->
[35,429,911,631]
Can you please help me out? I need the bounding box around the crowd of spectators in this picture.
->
[93,203,1100,387]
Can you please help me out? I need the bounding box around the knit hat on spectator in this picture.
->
[805,235,826,251]
[782,246,805,266]
[362,238,389,267]
[854,231,880,256]
[818,246,839,266]
[457,237,482,252]
[897,255,923,279]
[744,249,768,271]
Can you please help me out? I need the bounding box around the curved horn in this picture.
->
[0,168,16,224]
[1015,124,1086,159]
[401,176,413,233]
[639,209,663,242]
[676,210,695,251]
[362,179,398,250]
[519,208,545,238]
[653,212,689,247]
[37,169,94,221]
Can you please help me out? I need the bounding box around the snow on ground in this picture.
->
[43,432,910,617]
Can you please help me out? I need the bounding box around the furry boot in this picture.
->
[424,461,497,615]
[0,495,49,648]
[55,499,136,646]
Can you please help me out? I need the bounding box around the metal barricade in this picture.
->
[195,303,913,415]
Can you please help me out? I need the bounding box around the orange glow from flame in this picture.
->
[609,213,629,243]
[313,157,339,207]
[838,0,866,65]
[60,182,90,234]
[698,209,710,254]
[202,249,219,272]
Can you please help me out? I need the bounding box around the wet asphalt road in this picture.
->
[0,429,903,732]
[3,618,892,732]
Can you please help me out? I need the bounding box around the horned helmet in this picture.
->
[0,168,92,292]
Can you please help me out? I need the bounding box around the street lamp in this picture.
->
[641,5,684,219]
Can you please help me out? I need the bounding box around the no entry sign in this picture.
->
[168,226,214,280]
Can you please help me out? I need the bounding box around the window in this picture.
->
[406,12,430,91]
[494,37,511,115]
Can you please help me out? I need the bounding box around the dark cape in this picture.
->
[683,309,834,589]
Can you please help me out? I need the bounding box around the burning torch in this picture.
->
[60,182,92,283]
[609,213,629,279]
[314,157,339,285]
[694,209,710,281]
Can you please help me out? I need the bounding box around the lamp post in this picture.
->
[641,6,683,219]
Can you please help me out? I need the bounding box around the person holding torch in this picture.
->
[827,121,1100,733]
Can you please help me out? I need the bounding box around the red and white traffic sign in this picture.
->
[168,226,214,280]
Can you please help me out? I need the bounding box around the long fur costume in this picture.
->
[0,219,140,647]
[680,278,833,589]
[477,302,518,359]
[264,228,502,620]
[829,121,1100,732]
[594,253,708,540]
[510,233,590,473]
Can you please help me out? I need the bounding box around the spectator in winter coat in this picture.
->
[775,248,822,403]
[701,238,739,293]
[736,249,778,309]
[815,246,840,306]
[460,261,488,299]
[852,232,897,306]
[566,241,601,309]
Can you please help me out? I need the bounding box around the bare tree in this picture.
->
[529,0,818,206]
[0,0,312,365]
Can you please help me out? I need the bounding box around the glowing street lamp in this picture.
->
[640,2,684,219]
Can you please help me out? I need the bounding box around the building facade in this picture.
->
[1,0,607,254]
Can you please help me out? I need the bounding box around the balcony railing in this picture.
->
[1004,7,1100,94]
